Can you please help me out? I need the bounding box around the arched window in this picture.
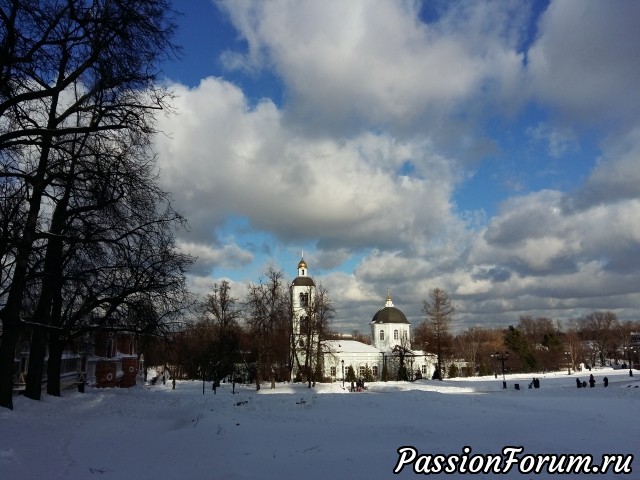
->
[379,330,384,341]
[300,292,309,307]
[394,329,399,340]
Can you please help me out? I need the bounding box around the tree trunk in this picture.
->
[46,334,64,396]
[0,325,20,409]
[24,328,47,400]
[24,162,72,401]
[0,86,61,408]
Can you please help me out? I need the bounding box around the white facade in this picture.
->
[321,338,436,382]
[370,295,411,351]
[289,258,436,382]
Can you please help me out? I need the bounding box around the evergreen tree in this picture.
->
[504,326,537,372]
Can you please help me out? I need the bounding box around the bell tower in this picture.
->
[290,255,316,379]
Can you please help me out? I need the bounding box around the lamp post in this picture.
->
[625,347,635,377]
[341,359,345,388]
[565,351,571,375]
[491,352,509,389]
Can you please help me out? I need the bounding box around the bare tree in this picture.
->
[421,288,454,380]
[563,318,583,373]
[312,285,335,384]
[455,327,485,376]
[203,280,242,380]
[245,268,289,390]
[581,311,619,366]
[0,0,178,409]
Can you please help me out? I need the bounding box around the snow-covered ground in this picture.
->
[1,368,638,480]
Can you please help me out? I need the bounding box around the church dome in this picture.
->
[371,306,409,324]
[292,276,315,287]
[298,258,307,269]
[370,292,409,324]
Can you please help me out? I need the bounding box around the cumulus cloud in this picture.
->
[154,0,640,330]
[176,240,253,276]
[156,77,462,252]
[527,0,640,125]
[563,127,640,211]
[217,0,526,139]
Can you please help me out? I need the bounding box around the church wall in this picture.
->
[322,350,437,382]
[371,323,411,350]
[322,351,384,382]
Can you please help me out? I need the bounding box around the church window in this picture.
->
[372,366,378,378]
[394,329,399,340]
[379,330,384,341]
[330,366,336,377]
[299,339,305,347]
[300,292,309,307]
[421,365,427,374]
[359,366,366,378]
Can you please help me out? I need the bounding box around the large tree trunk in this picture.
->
[0,325,20,409]
[24,198,68,401]
[46,334,65,397]
[24,328,48,400]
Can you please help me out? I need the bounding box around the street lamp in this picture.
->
[491,352,509,389]
[341,359,345,388]
[624,347,635,377]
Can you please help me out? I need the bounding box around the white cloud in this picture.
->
[153,1,640,331]
[156,77,461,253]
[527,0,640,125]
[217,0,526,136]
[564,127,640,211]
[176,240,253,276]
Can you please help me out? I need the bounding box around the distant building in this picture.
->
[13,320,143,393]
[289,257,436,382]
[85,324,141,388]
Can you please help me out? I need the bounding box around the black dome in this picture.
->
[371,306,409,324]
[292,276,316,287]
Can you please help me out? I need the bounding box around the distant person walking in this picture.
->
[576,378,582,389]
[589,374,595,388]
[603,377,609,387]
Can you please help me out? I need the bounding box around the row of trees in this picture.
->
[0,1,193,410]
[155,280,638,388]
[415,303,639,378]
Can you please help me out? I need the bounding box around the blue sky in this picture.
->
[154,0,640,332]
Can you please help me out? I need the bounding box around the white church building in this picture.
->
[290,257,436,382]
